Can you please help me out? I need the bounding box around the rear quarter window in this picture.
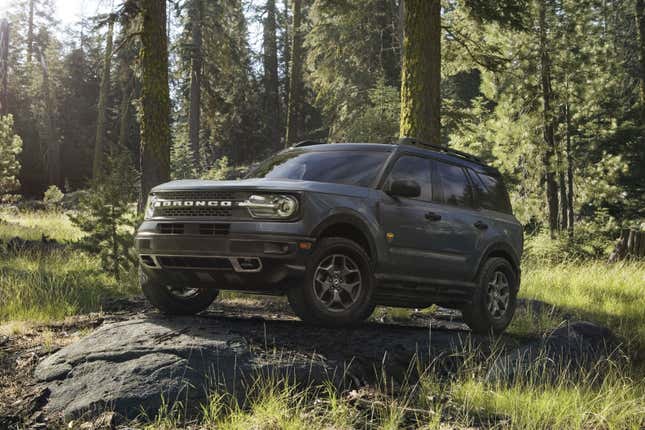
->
[474,172,513,214]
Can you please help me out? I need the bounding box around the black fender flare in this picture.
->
[310,211,380,261]
[474,241,521,281]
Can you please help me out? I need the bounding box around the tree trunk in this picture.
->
[27,0,34,64]
[189,0,202,169]
[0,19,8,116]
[538,0,559,238]
[264,0,281,148]
[93,18,114,180]
[565,101,574,237]
[559,170,567,231]
[138,0,171,211]
[118,57,134,151]
[281,0,290,109]
[38,49,60,186]
[637,0,645,125]
[285,0,303,146]
[399,0,441,145]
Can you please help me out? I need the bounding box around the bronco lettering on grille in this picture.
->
[155,200,235,207]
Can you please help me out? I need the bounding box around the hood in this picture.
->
[150,178,372,198]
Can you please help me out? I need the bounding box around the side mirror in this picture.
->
[388,179,421,198]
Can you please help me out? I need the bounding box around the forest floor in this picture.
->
[0,210,644,429]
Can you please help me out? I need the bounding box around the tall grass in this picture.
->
[512,260,645,352]
[0,210,136,321]
[0,209,83,242]
[0,248,138,321]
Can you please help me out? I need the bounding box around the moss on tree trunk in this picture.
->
[399,0,441,144]
[139,0,171,211]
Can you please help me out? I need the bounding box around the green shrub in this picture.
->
[69,152,137,280]
[43,185,64,209]
[0,114,22,203]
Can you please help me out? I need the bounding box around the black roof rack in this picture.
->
[396,137,482,164]
[292,140,325,147]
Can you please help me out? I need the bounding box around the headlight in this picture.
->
[239,194,299,219]
[144,194,157,220]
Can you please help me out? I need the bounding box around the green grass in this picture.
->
[0,209,83,242]
[510,261,645,352]
[0,209,136,322]
[0,248,138,321]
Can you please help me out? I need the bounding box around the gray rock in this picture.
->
[486,321,621,384]
[35,316,334,420]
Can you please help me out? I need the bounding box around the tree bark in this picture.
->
[0,19,8,116]
[138,0,171,211]
[538,0,559,238]
[565,101,574,237]
[281,0,290,109]
[637,0,645,125]
[285,0,303,146]
[264,0,281,148]
[27,0,34,64]
[189,0,202,169]
[399,0,441,145]
[93,18,114,180]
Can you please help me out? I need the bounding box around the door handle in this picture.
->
[474,220,488,230]
[425,211,442,221]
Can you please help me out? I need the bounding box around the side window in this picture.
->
[435,161,475,208]
[385,155,431,200]
[475,172,512,214]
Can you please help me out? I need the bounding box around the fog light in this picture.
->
[264,242,290,254]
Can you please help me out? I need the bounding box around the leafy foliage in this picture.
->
[42,185,63,209]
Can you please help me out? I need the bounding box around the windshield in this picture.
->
[248,150,390,187]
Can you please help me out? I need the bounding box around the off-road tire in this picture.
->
[288,237,374,326]
[140,267,219,315]
[461,257,517,334]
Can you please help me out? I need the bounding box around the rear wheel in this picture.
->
[461,257,517,334]
[288,237,374,326]
[140,267,219,315]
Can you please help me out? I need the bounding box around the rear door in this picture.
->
[425,160,484,281]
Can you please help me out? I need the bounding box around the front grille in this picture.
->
[158,223,184,234]
[155,206,233,218]
[199,223,230,235]
[156,256,233,270]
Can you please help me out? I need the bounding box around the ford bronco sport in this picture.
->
[136,138,523,333]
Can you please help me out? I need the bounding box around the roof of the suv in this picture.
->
[290,141,500,176]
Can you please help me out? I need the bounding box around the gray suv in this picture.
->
[136,138,523,333]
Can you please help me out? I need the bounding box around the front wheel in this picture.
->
[140,267,219,315]
[461,257,518,334]
[288,237,375,326]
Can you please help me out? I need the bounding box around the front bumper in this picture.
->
[135,220,314,290]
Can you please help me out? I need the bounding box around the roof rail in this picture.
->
[396,137,482,164]
[292,140,325,148]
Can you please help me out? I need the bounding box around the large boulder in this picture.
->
[34,316,335,420]
[486,321,622,384]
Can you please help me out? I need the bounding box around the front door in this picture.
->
[379,154,445,280]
